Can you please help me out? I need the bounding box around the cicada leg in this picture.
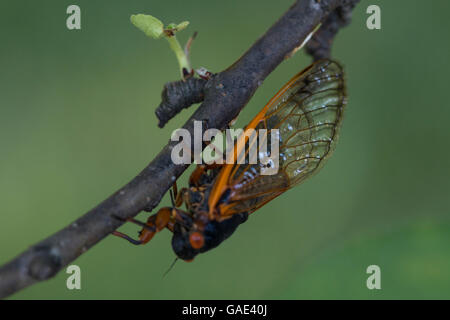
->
[189,163,222,187]
[171,181,184,207]
[112,207,173,245]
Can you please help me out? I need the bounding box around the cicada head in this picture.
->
[171,210,248,261]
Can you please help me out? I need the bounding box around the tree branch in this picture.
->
[0,0,360,299]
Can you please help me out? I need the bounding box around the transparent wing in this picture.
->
[218,59,346,215]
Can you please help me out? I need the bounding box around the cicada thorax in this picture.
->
[170,165,249,261]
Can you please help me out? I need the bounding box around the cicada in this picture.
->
[113,59,346,261]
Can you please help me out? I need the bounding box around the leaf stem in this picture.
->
[166,35,191,78]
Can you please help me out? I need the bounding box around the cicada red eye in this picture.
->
[189,231,205,249]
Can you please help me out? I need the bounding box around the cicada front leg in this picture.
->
[171,181,188,207]
[189,163,222,187]
[112,207,175,245]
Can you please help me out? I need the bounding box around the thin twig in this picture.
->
[0,0,360,299]
[306,0,360,59]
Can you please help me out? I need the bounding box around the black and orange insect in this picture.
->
[113,59,346,261]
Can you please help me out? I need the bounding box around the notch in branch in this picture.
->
[155,77,207,128]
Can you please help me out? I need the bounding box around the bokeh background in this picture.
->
[1,0,449,299]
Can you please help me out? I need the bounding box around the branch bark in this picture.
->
[0,0,360,299]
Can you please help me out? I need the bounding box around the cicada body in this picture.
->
[113,59,346,261]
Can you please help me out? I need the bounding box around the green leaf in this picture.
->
[166,21,189,32]
[130,14,164,39]
[175,21,189,32]
[130,14,192,78]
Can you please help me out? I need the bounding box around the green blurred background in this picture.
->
[1,0,449,299]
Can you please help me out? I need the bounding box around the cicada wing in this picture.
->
[221,59,346,215]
